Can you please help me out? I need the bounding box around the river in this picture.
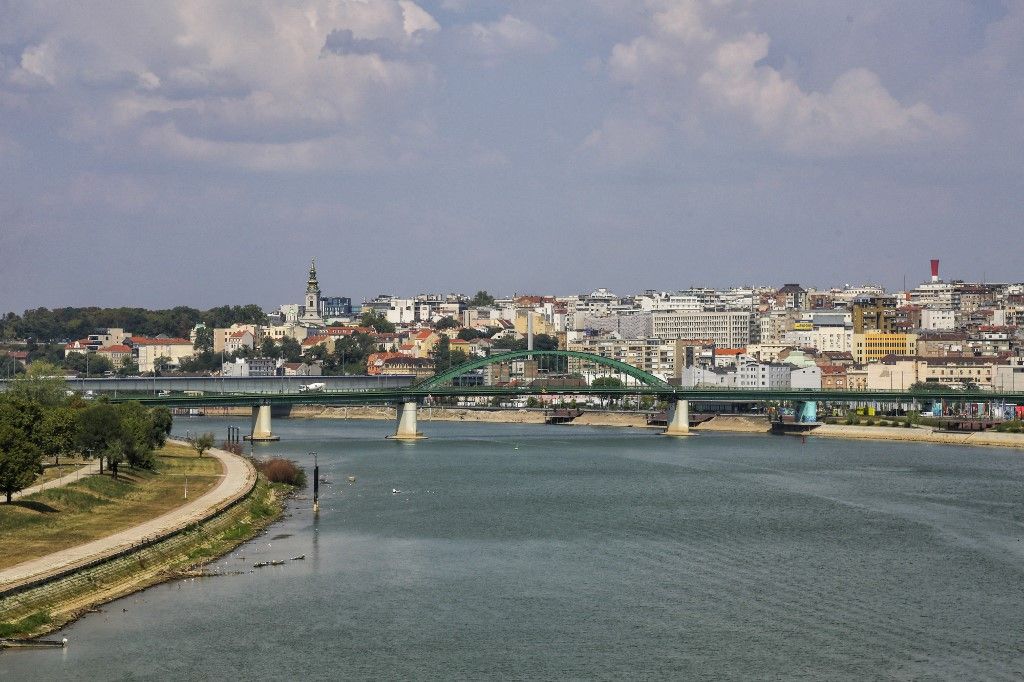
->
[2,418,1023,680]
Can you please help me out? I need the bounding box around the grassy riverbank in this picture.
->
[0,477,287,640]
[0,444,221,570]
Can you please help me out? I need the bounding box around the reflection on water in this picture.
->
[2,418,1023,680]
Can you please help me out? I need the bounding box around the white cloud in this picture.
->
[597,0,961,157]
[457,15,557,60]
[0,1,441,170]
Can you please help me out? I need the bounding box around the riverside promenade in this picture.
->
[0,441,257,595]
[11,461,102,502]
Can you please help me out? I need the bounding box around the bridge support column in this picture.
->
[388,401,427,440]
[663,398,692,436]
[247,404,280,442]
[795,400,818,424]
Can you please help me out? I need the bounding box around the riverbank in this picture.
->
[0,478,286,640]
[0,444,221,570]
[199,405,1024,447]
[810,423,1024,449]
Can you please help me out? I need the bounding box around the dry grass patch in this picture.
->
[0,445,222,570]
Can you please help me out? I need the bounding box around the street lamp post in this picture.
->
[311,452,319,513]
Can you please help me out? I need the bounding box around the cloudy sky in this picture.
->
[2,0,1022,312]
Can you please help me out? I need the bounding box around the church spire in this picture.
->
[306,258,320,294]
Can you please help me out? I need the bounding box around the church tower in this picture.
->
[299,258,325,326]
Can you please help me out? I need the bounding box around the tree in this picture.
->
[359,311,396,334]
[193,326,214,352]
[909,381,950,392]
[260,337,281,359]
[76,402,121,475]
[435,316,460,330]
[64,351,114,377]
[178,351,221,373]
[188,432,215,458]
[39,406,78,465]
[153,355,172,376]
[0,425,41,503]
[279,337,302,363]
[329,332,376,375]
[7,360,67,407]
[0,354,24,378]
[430,336,452,370]
[0,395,44,502]
[457,327,485,341]
[149,407,173,448]
[303,343,327,365]
[592,376,625,388]
[491,333,560,352]
[117,355,140,376]
[469,290,495,307]
[116,402,158,470]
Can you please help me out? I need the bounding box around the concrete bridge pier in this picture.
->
[795,400,818,423]
[388,400,427,440]
[246,403,280,442]
[663,398,691,436]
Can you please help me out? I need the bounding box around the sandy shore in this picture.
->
[693,415,772,433]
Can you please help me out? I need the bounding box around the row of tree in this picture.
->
[1,305,267,343]
[0,363,172,502]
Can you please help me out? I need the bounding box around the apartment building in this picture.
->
[567,338,686,382]
[852,332,918,364]
[130,337,195,373]
[652,310,751,348]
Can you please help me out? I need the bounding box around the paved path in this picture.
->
[12,461,102,501]
[0,440,257,593]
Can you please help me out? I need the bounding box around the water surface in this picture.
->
[2,418,1022,680]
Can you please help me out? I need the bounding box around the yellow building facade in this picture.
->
[851,332,918,364]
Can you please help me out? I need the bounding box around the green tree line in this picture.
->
[1,305,268,343]
[0,363,173,502]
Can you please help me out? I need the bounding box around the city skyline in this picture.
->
[2,2,1022,311]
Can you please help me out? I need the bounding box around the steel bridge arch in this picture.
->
[415,349,672,391]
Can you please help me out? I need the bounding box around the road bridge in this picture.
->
[0,374,415,396]
[16,350,1024,441]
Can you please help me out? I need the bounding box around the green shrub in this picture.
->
[865,419,875,426]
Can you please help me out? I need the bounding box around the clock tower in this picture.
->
[298,258,324,327]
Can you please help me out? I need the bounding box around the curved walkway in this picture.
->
[0,441,257,594]
[12,461,102,502]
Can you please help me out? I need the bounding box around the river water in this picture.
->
[2,418,1023,680]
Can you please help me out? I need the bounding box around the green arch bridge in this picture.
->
[103,349,1024,440]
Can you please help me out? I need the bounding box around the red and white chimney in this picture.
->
[930,259,939,283]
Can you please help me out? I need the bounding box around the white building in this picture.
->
[920,308,956,331]
[790,366,822,390]
[652,311,751,348]
[679,366,736,388]
[131,337,195,373]
[735,358,791,389]
[781,327,851,352]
